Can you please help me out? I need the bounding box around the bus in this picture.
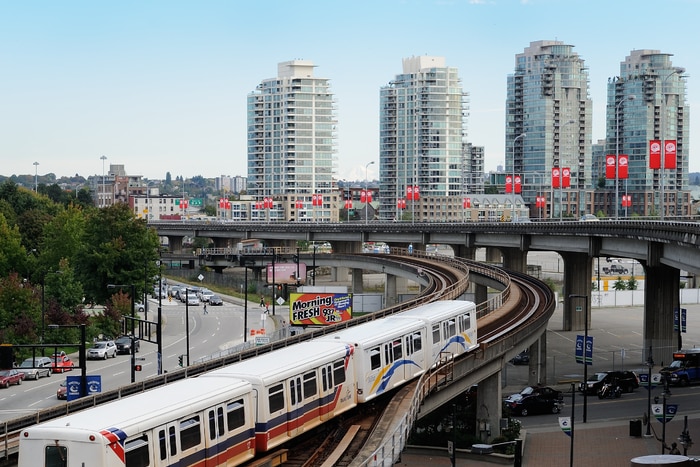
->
[661,348,700,386]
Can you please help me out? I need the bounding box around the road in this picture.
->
[0,295,267,422]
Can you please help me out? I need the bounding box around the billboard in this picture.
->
[266,262,307,285]
[289,292,352,325]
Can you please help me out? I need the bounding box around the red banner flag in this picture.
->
[463,197,471,208]
[562,168,571,188]
[552,168,561,188]
[406,186,414,201]
[505,175,513,193]
[413,186,420,201]
[360,190,366,203]
[344,199,352,209]
[514,175,522,194]
[367,190,372,203]
[536,196,545,208]
[225,200,231,209]
[649,140,661,169]
[618,155,629,179]
[605,155,616,179]
[622,195,632,207]
[664,140,677,169]
[397,198,406,209]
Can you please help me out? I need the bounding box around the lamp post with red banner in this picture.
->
[657,67,685,220]
[510,133,526,222]
[614,95,635,219]
[406,185,419,224]
[365,161,375,224]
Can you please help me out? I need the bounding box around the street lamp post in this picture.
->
[156,259,163,375]
[365,161,375,225]
[660,67,685,221]
[33,162,39,192]
[100,155,107,208]
[560,120,576,220]
[184,288,192,366]
[108,283,136,383]
[615,96,635,219]
[645,347,654,437]
[569,294,589,423]
[511,133,526,222]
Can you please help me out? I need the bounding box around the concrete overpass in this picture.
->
[152,220,700,365]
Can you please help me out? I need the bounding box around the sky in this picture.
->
[1,0,699,182]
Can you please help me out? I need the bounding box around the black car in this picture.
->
[510,350,529,365]
[579,370,639,394]
[503,393,562,416]
[208,295,224,306]
[115,335,140,355]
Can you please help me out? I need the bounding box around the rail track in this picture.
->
[0,249,527,466]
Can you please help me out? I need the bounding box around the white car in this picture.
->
[199,289,215,302]
[87,341,117,360]
[186,295,200,306]
[17,357,53,380]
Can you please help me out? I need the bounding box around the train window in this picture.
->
[208,410,216,440]
[125,434,150,467]
[303,371,318,399]
[168,426,176,456]
[333,360,346,385]
[412,332,422,353]
[269,383,285,413]
[290,378,301,405]
[432,324,440,342]
[44,445,67,467]
[370,347,381,370]
[442,319,456,338]
[180,415,202,451]
[158,429,166,461]
[227,399,246,431]
[321,366,330,391]
[392,339,403,360]
[459,314,470,332]
[217,407,225,436]
[405,335,413,355]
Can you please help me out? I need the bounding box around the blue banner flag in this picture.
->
[585,335,593,365]
[575,335,584,364]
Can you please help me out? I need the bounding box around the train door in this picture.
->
[404,331,424,377]
[155,423,178,466]
[383,338,406,385]
[205,405,226,465]
[287,376,304,437]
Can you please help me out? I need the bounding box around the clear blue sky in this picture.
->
[1,0,698,182]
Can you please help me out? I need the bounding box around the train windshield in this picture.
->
[45,445,67,467]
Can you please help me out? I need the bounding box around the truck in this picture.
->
[661,349,700,386]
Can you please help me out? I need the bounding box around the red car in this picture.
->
[0,369,25,388]
[51,355,75,373]
[56,380,67,400]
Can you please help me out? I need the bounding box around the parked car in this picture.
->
[135,302,146,313]
[87,340,117,360]
[503,393,562,416]
[17,357,53,380]
[0,369,25,387]
[510,350,529,365]
[208,295,223,306]
[56,380,67,400]
[115,335,140,355]
[51,355,74,373]
[579,371,639,394]
[602,264,629,275]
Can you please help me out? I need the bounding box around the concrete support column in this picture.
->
[454,245,477,260]
[352,268,364,294]
[474,284,488,306]
[212,237,229,249]
[502,248,528,274]
[561,252,593,331]
[476,372,502,441]
[168,236,184,254]
[484,247,502,264]
[385,274,397,307]
[527,334,547,386]
[644,264,680,366]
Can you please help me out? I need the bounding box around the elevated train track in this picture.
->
[0,249,546,466]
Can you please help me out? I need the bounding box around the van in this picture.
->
[17,357,53,380]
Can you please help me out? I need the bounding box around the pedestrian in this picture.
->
[260,297,265,308]
[203,303,208,314]
[669,442,681,455]
[265,302,270,314]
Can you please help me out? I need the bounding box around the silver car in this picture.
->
[87,341,117,360]
[17,357,53,380]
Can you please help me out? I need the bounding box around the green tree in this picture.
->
[613,277,627,290]
[0,213,28,278]
[74,204,160,305]
[0,273,40,345]
[627,276,638,290]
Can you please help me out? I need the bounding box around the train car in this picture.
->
[388,300,477,363]
[200,339,357,452]
[18,377,255,467]
[317,300,477,403]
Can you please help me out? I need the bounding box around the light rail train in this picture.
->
[18,300,477,467]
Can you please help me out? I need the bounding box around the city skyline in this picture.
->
[2,0,699,181]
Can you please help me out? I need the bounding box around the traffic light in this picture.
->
[134,364,142,371]
[178,355,183,367]
[293,254,299,263]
